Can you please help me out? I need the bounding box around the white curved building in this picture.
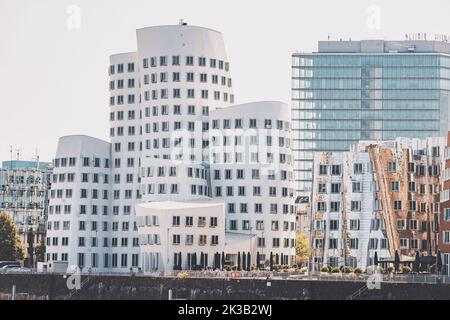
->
[45,135,111,271]
[136,25,234,202]
[209,101,297,265]
[45,23,297,273]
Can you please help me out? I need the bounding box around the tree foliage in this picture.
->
[296,233,309,265]
[0,211,24,261]
[35,237,46,262]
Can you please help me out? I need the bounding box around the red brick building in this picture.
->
[439,132,450,275]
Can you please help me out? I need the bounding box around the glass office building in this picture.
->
[292,40,450,193]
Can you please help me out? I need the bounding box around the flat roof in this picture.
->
[293,39,450,55]
[1,160,51,170]
[137,199,225,210]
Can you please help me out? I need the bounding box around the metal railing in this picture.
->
[4,269,450,285]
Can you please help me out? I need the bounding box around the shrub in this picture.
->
[272,264,282,271]
[387,266,395,273]
[402,266,412,274]
[354,268,363,274]
[343,266,354,273]
[377,267,384,274]
[300,267,308,273]
[177,272,189,279]
[331,267,341,273]
[321,266,330,273]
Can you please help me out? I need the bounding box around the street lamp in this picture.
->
[166,227,171,274]
[261,230,265,269]
[248,226,253,269]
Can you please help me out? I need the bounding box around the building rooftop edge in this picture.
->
[58,134,110,145]
[136,24,222,35]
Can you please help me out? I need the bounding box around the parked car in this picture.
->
[0,261,20,268]
[5,267,32,273]
[0,264,21,274]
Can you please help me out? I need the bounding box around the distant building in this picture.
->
[296,197,310,238]
[310,137,445,270]
[0,160,52,266]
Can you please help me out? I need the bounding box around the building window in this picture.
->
[331,165,341,176]
[317,202,326,212]
[400,238,408,249]
[443,231,450,244]
[353,163,363,174]
[394,200,402,210]
[351,201,361,212]
[319,165,327,175]
[172,234,180,245]
[350,219,360,230]
[391,181,399,192]
[330,201,340,212]
[369,238,378,249]
[329,239,338,249]
[186,56,194,66]
[445,208,450,221]
[331,183,341,193]
[352,182,361,193]
[388,162,396,172]
[329,220,339,230]
[172,216,180,227]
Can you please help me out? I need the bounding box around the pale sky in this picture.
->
[1,0,449,163]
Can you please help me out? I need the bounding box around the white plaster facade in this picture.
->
[45,23,297,273]
[45,135,111,272]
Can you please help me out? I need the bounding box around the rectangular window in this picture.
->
[331,165,341,175]
[388,162,396,172]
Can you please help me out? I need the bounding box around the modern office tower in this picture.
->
[292,39,450,194]
[310,136,444,270]
[0,160,52,267]
[46,136,111,271]
[209,101,297,265]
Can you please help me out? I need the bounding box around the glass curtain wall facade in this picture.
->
[292,41,450,194]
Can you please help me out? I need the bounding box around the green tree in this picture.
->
[0,211,24,261]
[296,233,309,266]
[35,236,46,263]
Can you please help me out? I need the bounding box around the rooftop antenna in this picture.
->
[179,19,187,26]
[9,145,13,168]
[34,148,40,169]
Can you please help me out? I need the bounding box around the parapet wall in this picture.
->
[1,274,449,300]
